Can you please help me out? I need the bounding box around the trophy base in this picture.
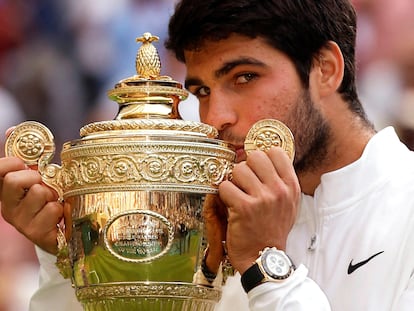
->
[77,282,221,311]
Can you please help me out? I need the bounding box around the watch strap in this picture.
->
[201,248,217,283]
[241,263,264,293]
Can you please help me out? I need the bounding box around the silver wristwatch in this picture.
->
[241,247,295,293]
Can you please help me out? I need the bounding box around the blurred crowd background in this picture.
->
[0,0,413,310]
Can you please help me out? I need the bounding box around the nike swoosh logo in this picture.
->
[347,251,384,275]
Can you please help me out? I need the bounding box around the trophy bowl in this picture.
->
[6,33,235,311]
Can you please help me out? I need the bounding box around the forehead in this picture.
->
[183,34,289,74]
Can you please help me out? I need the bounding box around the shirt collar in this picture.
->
[305,127,407,213]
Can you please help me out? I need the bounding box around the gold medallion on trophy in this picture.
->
[244,119,295,161]
[5,121,55,165]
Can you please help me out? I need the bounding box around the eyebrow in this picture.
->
[214,57,266,78]
[184,57,266,90]
[184,77,203,90]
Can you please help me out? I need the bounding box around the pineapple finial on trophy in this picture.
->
[135,32,161,78]
[106,32,187,120]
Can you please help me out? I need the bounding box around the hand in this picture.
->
[202,194,228,274]
[0,156,63,254]
[218,147,300,274]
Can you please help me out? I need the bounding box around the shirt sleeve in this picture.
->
[193,261,224,289]
[393,272,414,311]
[30,248,331,311]
[248,264,331,311]
[29,246,82,311]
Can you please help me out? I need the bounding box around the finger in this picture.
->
[203,194,228,236]
[0,158,27,201]
[21,183,57,217]
[28,200,64,254]
[245,149,283,186]
[1,169,43,207]
[0,157,27,177]
[202,194,228,269]
[266,147,298,185]
[218,180,250,212]
[4,183,57,230]
[208,194,228,221]
[63,201,72,241]
[229,161,264,195]
[5,126,16,138]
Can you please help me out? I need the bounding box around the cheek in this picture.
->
[250,78,298,121]
[251,94,291,122]
[198,104,207,121]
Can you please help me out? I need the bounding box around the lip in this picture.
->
[234,146,246,162]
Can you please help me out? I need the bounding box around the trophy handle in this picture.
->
[5,121,64,200]
[5,121,72,278]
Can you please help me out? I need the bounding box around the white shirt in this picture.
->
[30,127,414,310]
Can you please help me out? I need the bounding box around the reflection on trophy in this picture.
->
[6,32,235,311]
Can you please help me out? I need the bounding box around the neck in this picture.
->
[298,114,375,196]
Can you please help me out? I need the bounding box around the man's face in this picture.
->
[183,34,329,167]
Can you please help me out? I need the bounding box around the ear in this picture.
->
[311,41,345,98]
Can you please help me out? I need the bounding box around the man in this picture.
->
[1,0,414,310]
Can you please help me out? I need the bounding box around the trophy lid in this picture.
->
[80,32,218,139]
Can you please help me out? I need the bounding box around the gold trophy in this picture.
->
[6,33,235,311]
[5,33,295,310]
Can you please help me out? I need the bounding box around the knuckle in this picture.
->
[231,162,245,176]
[47,200,64,215]
[31,183,55,201]
[0,208,12,223]
[3,172,20,189]
[0,157,24,171]
[30,183,45,194]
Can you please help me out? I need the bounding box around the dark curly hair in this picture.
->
[166,0,369,121]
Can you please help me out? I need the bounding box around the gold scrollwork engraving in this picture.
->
[80,119,218,138]
[59,144,233,197]
[76,282,221,302]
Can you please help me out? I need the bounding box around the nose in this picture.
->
[200,91,237,131]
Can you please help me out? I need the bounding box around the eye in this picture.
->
[192,86,210,98]
[235,73,258,84]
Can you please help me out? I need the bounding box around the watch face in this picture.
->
[261,248,291,279]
